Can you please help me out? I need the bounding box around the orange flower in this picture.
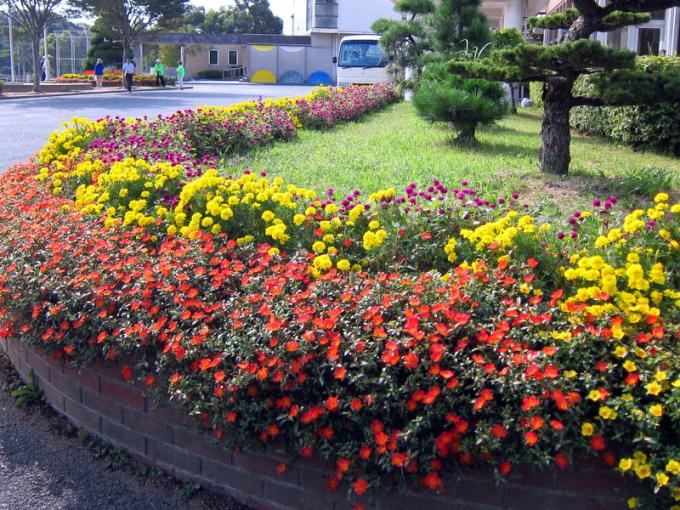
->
[352,479,368,495]
[325,396,340,412]
[524,431,539,446]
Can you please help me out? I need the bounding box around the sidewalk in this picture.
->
[0,85,193,101]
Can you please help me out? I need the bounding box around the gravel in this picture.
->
[0,351,250,510]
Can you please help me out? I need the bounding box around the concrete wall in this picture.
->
[183,44,248,79]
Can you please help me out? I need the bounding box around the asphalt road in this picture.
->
[0,83,314,172]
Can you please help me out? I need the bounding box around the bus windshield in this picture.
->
[338,41,387,68]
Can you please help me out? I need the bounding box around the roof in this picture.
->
[140,32,312,46]
[340,35,382,42]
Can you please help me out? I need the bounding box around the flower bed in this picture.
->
[0,85,678,509]
[54,73,175,87]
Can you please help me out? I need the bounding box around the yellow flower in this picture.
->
[599,406,617,420]
[646,381,662,396]
[655,371,668,382]
[312,241,326,253]
[588,390,602,401]
[634,464,651,479]
[666,460,680,475]
[324,203,338,215]
[336,259,351,271]
[312,254,332,271]
[622,360,637,372]
[261,210,276,222]
[614,346,628,358]
[654,192,669,203]
[267,247,280,257]
[619,458,633,471]
[649,404,663,417]
[581,423,594,436]
[656,472,669,486]
[627,497,638,509]
[564,370,577,379]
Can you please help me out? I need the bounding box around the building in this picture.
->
[480,0,680,56]
[306,0,402,57]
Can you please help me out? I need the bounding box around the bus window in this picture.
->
[338,41,387,68]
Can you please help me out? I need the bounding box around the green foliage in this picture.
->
[0,81,4,94]
[78,430,130,470]
[198,0,283,34]
[491,28,524,50]
[394,0,436,15]
[10,370,42,408]
[529,82,544,107]
[598,11,651,31]
[428,0,491,57]
[414,65,506,144]
[529,8,579,30]
[571,56,680,155]
[159,45,180,68]
[84,31,129,70]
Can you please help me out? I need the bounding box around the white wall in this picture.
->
[337,0,402,33]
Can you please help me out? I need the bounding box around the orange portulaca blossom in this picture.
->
[1,156,679,509]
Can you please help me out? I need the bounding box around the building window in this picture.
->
[209,49,219,66]
[228,49,238,66]
[638,28,661,55]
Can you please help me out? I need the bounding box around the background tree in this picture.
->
[371,0,435,73]
[1,0,63,92]
[451,1,680,175]
[375,0,507,145]
[490,28,523,113]
[69,0,188,65]
[198,1,282,35]
[414,65,506,145]
[83,19,130,70]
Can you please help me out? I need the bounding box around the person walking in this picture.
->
[154,59,166,87]
[177,61,185,90]
[122,58,135,93]
[94,58,104,88]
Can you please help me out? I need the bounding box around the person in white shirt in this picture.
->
[122,59,135,93]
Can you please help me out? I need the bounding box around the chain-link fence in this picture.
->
[55,31,91,75]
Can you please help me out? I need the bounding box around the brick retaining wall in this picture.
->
[1,337,631,510]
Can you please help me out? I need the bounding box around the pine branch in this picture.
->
[602,0,680,15]
[529,8,579,30]
[596,11,651,31]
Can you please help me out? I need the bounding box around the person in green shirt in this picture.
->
[154,59,166,87]
[177,61,185,90]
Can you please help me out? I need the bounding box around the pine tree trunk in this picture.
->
[454,125,477,146]
[539,78,573,175]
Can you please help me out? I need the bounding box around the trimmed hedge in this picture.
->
[529,82,544,108]
[570,56,680,155]
[197,69,224,80]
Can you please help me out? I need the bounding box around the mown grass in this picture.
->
[227,102,680,213]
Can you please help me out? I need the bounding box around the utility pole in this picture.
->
[43,26,51,81]
[8,15,16,82]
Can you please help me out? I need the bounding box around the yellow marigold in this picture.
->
[336,259,351,271]
[654,192,669,203]
[312,254,332,271]
[312,241,326,253]
[619,458,633,471]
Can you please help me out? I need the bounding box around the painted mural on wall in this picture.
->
[248,45,334,85]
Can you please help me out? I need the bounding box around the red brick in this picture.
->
[50,367,82,403]
[147,438,201,476]
[90,360,125,381]
[202,458,265,498]
[173,425,231,463]
[26,347,52,382]
[82,388,123,422]
[442,474,506,507]
[262,480,336,510]
[64,396,101,433]
[297,464,335,496]
[233,448,298,486]
[549,468,629,495]
[123,408,173,443]
[101,417,146,455]
[101,377,146,412]
[64,363,100,393]
[504,486,608,510]
[38,380,65,412]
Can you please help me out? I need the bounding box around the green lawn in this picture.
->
[227,102,680,212]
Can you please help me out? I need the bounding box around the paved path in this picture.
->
[0,83,314,172]
[0,353,246,510]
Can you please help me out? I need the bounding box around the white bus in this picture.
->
[334,35,390,87]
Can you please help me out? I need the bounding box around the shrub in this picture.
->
[570,56,680,155]
[414,64,507,145]
[196,69,223,80]
[529,82,543,108]
[0,80,4,94]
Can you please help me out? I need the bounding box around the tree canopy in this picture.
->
[181,0,283,35]
[452,0,680,175]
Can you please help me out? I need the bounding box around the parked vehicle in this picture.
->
[334,35,390,87]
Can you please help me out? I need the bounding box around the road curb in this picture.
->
[0,86,194,101]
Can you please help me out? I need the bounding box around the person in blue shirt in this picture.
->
[94,58,104,88]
